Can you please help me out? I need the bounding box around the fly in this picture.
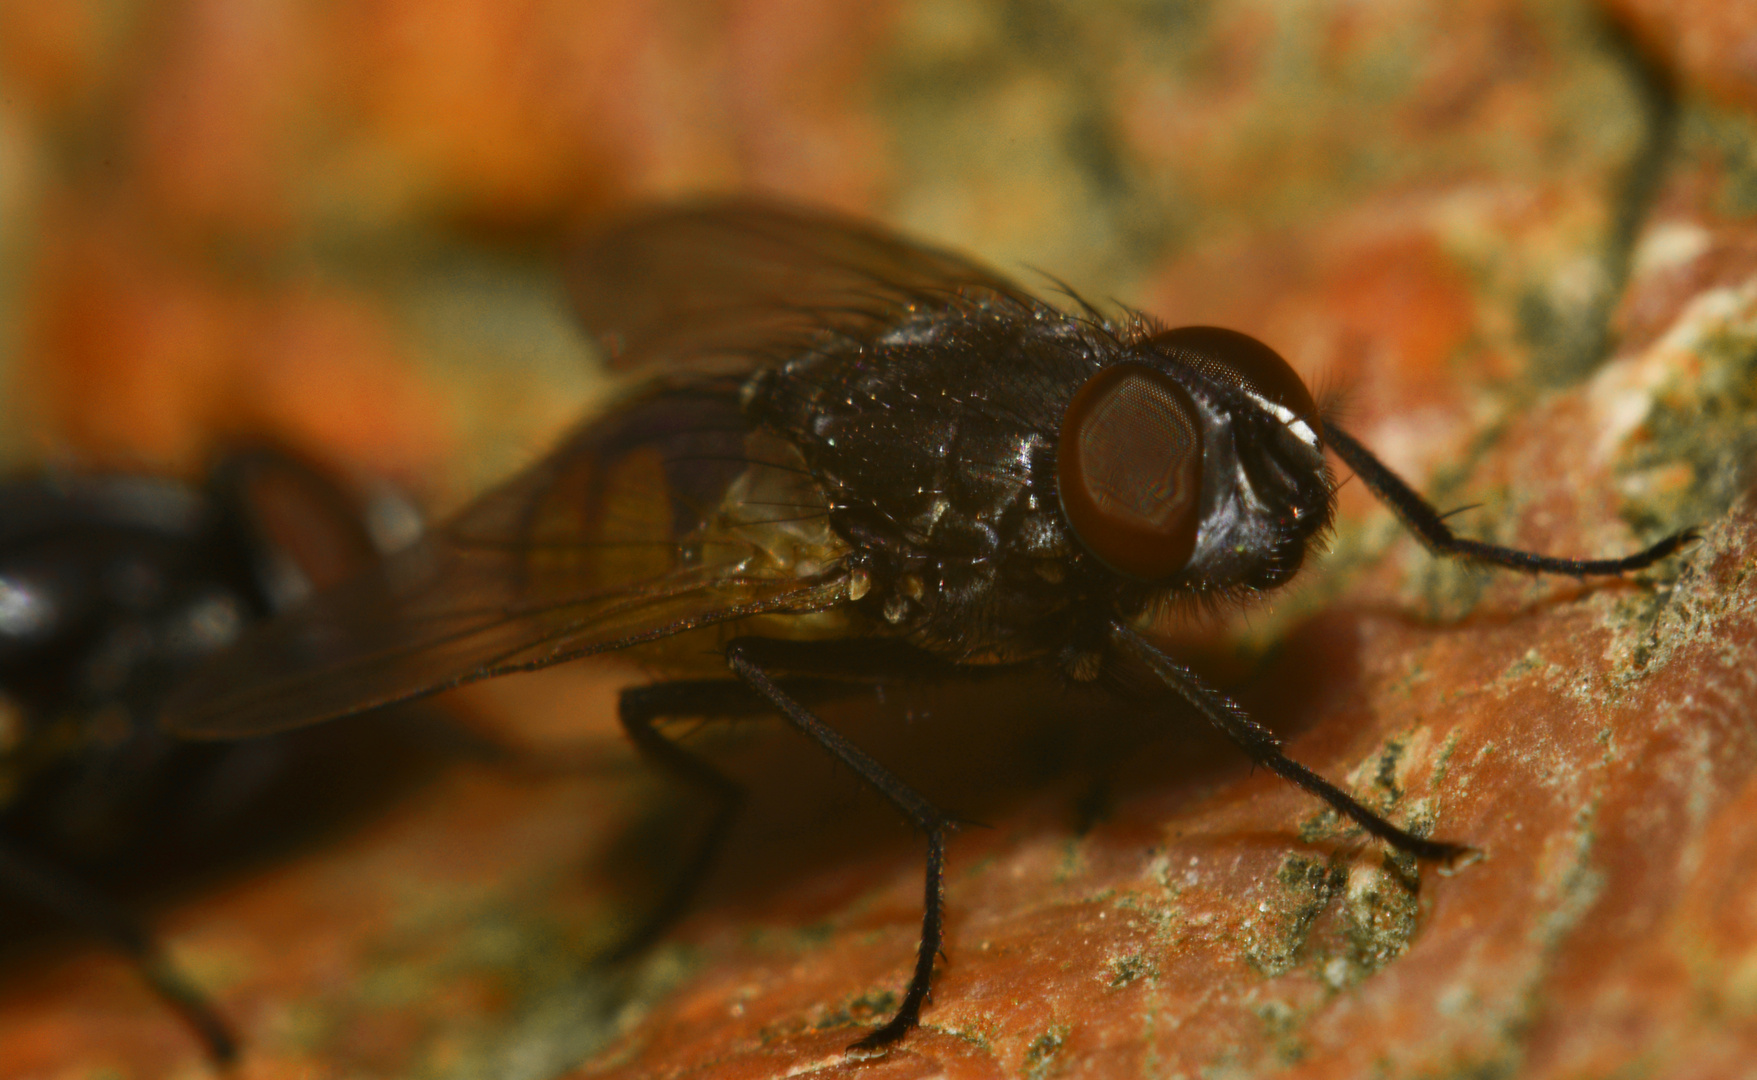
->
[163,201,1696,1052]
[0,447,435,1063]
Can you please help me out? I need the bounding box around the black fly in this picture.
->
[164,201,1695,1052]
[0,447,434,1063]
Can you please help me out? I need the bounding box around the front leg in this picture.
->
[1325,422,1696,575]
[1111,623,1476,865]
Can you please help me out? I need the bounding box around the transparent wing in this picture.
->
[567,199,1038,376]
[164,388,850,738]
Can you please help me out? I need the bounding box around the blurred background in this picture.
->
[2,0,1756,1076]
[3,0,1750,514]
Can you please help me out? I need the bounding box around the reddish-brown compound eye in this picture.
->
[1057,363,1204,581]
[1146,326,1319,430]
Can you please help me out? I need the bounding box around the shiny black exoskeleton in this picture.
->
[749,309,1336,669]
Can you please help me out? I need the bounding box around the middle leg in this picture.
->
[723,640,957,1052]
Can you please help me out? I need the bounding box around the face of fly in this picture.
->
[1062,324,1335,597]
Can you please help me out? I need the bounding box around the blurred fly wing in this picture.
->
[164,389,850,739]
[567,199,1038,376]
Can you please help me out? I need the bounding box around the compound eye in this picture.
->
[1147,326,1318,429]
[1057,363,1203,581]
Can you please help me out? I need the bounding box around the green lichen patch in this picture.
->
[1239,853,1346,977]
[1107,950,1156,988]
[437,940,699,1080]
[1374,738,1409,801]
[1677,103,1757,220]
[810,988,901,1034]
[1619,320,1757,548]
[1340,859,1424,977]
[1252,997,1311,1066]
[1022,1023,1072,1080]
[1248,849,1428,998]
[1495,648,1551,689]
[1604,288,1757,682]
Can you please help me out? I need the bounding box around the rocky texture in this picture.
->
[1603,0,1757,113]
[1,0,1756,1077]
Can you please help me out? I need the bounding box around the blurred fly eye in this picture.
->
[1148,326,1318,428]
[1057,363,1204,580]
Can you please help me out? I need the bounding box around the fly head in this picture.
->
[1057,326,1334,598]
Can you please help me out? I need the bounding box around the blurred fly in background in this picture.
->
[0,446,441,1062]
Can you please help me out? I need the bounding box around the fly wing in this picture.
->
[164,388,850,738]
[567,199,1039,376]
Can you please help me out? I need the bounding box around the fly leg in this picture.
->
[611,676,854,959]
[0,840,237,1064]
[1111,624,1477,866]
[724,638,957,1053]
[1324,423,1697,574]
